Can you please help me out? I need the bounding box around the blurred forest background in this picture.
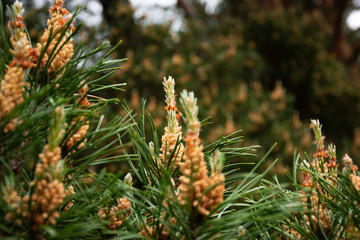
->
[3,0,360,173]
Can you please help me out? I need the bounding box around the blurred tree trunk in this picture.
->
[99,0,131,24]
[98,0,140,51]
[306,0,360,84]
[177,0,197,18]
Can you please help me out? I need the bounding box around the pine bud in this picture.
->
[124,173,132,186]
[210,151,225,175]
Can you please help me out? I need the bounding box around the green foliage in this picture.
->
[123,101,301,239]
[0,2,300,239]
[76,0,360,168]
[0,2,132,238]
[96,1,314,168]
[244,7,360,141]
[282,120,360,239]
[2,1,360,239]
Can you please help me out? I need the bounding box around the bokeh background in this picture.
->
[3,0,360,174]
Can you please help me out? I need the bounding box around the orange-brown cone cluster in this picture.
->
[27,136,66,227]
[296,120,333,234]
[66,82,91,151]
[30,0,74,73]
[195,173,225,216]
[177,90,225,216]
[3,145,66,227]
[35,145,61,175]
[141,80,226,238]
[98,197,131,230]
[0,1,31,132]
[350,174,360,191]
[140,214,177,240]
[160,123,184,171]
[26,179,65,226]
[0,66,26,132]
[178,133,225,216]
[159,76,184,172]
[1,0,75,133]
[3,185,27,224]
[66,118,89,150]
[293,120,360,238]
[3,106,67,229]
[64,185,75,211]
[1,0,88,233]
